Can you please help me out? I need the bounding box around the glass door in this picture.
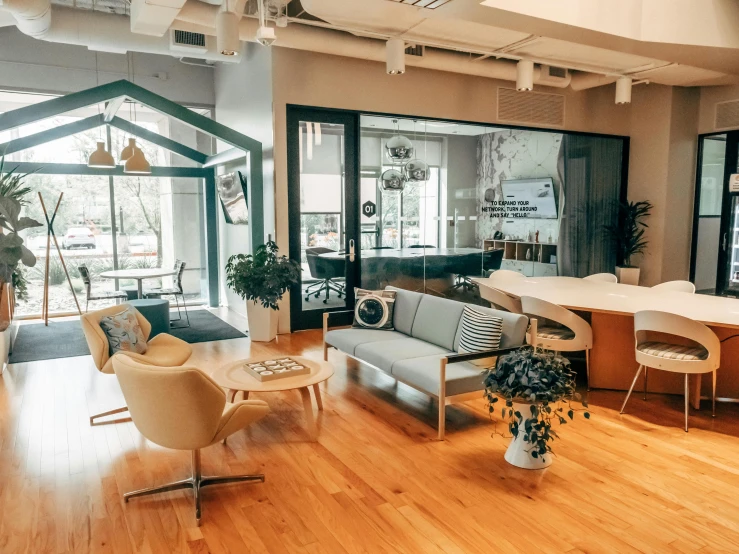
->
[717,132,739,296]
[287,107,359,330]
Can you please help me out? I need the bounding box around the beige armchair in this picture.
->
[112,355,270,525]
[81,304,193,425]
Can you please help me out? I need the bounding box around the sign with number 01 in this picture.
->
[362,201,377,218]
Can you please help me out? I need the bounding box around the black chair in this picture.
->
[144,260,190,327]
[409,244,435,249]
[305,247,345,304]
[78,264,128,312]
[451,249,505,292]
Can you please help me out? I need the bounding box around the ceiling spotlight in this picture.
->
[516,60,534,91]
[615,76,632,104]
[256,25,276,46]
[216,10,240,56]
[386,38,406,75]
[88,141,115,168]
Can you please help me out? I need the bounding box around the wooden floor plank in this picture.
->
[1,307,739,553]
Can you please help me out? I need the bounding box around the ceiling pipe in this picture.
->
[0,0,51,37]
[174,8,572,88]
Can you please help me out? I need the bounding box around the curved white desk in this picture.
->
[476,275,739,404]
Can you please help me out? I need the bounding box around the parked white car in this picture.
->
[62,227,96,249]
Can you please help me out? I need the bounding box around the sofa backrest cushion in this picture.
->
[410,294,465,350]
[386,286,423,335]
[453,303,528,351]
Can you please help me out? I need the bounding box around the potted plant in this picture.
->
[225,241,301,342]
[605,200,653,285]
[485,347,590,469]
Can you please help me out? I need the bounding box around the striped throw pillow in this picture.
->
[458,305,503,354]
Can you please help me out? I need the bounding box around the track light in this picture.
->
[88,142,115,168]
[615,76,632,104]
[386,38,406,75]
[516,60,534,91]
[216,10,240,56]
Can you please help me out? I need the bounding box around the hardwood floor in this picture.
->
[2,308,739,553]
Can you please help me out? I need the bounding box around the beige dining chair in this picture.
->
[478,284,523,314]
[620,310,719,432]
[80,304,193,425]
[112,355,270,525]
[521,296,594,389]
[652,280,696,293]
[584,273,618,283]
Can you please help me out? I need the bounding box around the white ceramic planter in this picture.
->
[504,401,553,470]
[616,266,640,286]
[246,300,278,342]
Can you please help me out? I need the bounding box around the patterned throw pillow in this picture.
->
[100,306,148,356]
[458,305,503,353]
[352,289,396,330]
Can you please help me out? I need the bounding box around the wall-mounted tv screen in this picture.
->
[500,178,558,219]
[217,171,249,225]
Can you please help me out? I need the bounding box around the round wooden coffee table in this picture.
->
[212,356,334,440]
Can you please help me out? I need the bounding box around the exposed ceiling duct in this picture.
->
[0,0,51,37]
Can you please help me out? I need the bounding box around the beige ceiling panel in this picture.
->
[516,37,657,73]
[637,65,731,87]
[301,0,426,35]
[404,18,530,51]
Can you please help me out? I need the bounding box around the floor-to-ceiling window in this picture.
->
[0,90,212,317]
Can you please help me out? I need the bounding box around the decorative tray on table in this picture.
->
[244,358,310,382]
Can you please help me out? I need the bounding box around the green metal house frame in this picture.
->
[0,80,264,307]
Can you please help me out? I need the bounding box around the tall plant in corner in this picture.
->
[0,158,42,331]
[225,241,301,342]
[605,200,653,285]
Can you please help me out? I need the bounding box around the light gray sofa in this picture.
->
[323,286,528,439]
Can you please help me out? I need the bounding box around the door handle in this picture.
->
[723,232,728,251]
[347,239,355,262]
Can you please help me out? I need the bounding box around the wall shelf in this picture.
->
[483,239,558,277]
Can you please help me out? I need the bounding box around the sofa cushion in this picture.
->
[353,289,396,330]
[386,286,423,335]
[410,295,465,350]
[453,304,528,351]
[392,354,489,396]
[325,329,407,356]
[354,338,450,374]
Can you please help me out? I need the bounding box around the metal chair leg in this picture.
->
[181,293,190,327]
[585,349,591,392]
[620,365,644,414]
[712,370,717,418]
[90,406,131,426]
[123,449,264,526]
[684,373,689,433]
[643,367,648,401]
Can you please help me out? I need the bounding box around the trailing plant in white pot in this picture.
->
[485,347,590,469]
[225,241,301,342]
[605,200,653,286]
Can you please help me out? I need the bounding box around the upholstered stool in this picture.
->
[129,299,170,338]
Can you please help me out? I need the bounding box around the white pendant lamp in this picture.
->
[615,76,633,104]
[216,10,240,56]
[120,137,137,162]
[516,60,534,91]
[88,141,115,168]
[124,146,151,175]
[386,38,406,75]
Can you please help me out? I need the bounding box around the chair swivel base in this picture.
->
[90,406,131,426]
[123,449,264,525]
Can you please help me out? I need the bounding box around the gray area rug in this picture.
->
[9,309,246,364]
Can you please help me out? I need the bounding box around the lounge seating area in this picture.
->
[4,1,739,551]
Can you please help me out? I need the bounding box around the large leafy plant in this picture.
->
[225,241,301,310]
[605,200,653,268]
[0,196,42,283]
[485,347,589,463]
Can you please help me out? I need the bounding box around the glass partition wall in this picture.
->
[288,107,628,330]
[0,91,212,317]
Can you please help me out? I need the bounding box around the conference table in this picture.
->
[319,247,484,260]
[476,275,739,406]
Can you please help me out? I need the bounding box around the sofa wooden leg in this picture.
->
[438,358,447,441]
[437,402,446,441]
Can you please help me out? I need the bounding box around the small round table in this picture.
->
[212,356,334,440]
[129,298,170,338]
[99,268,177,299]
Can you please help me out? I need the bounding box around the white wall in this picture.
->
[214,43,275,318]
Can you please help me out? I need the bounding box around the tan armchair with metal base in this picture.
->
[112,355,270,525]
[80,304,193,425]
